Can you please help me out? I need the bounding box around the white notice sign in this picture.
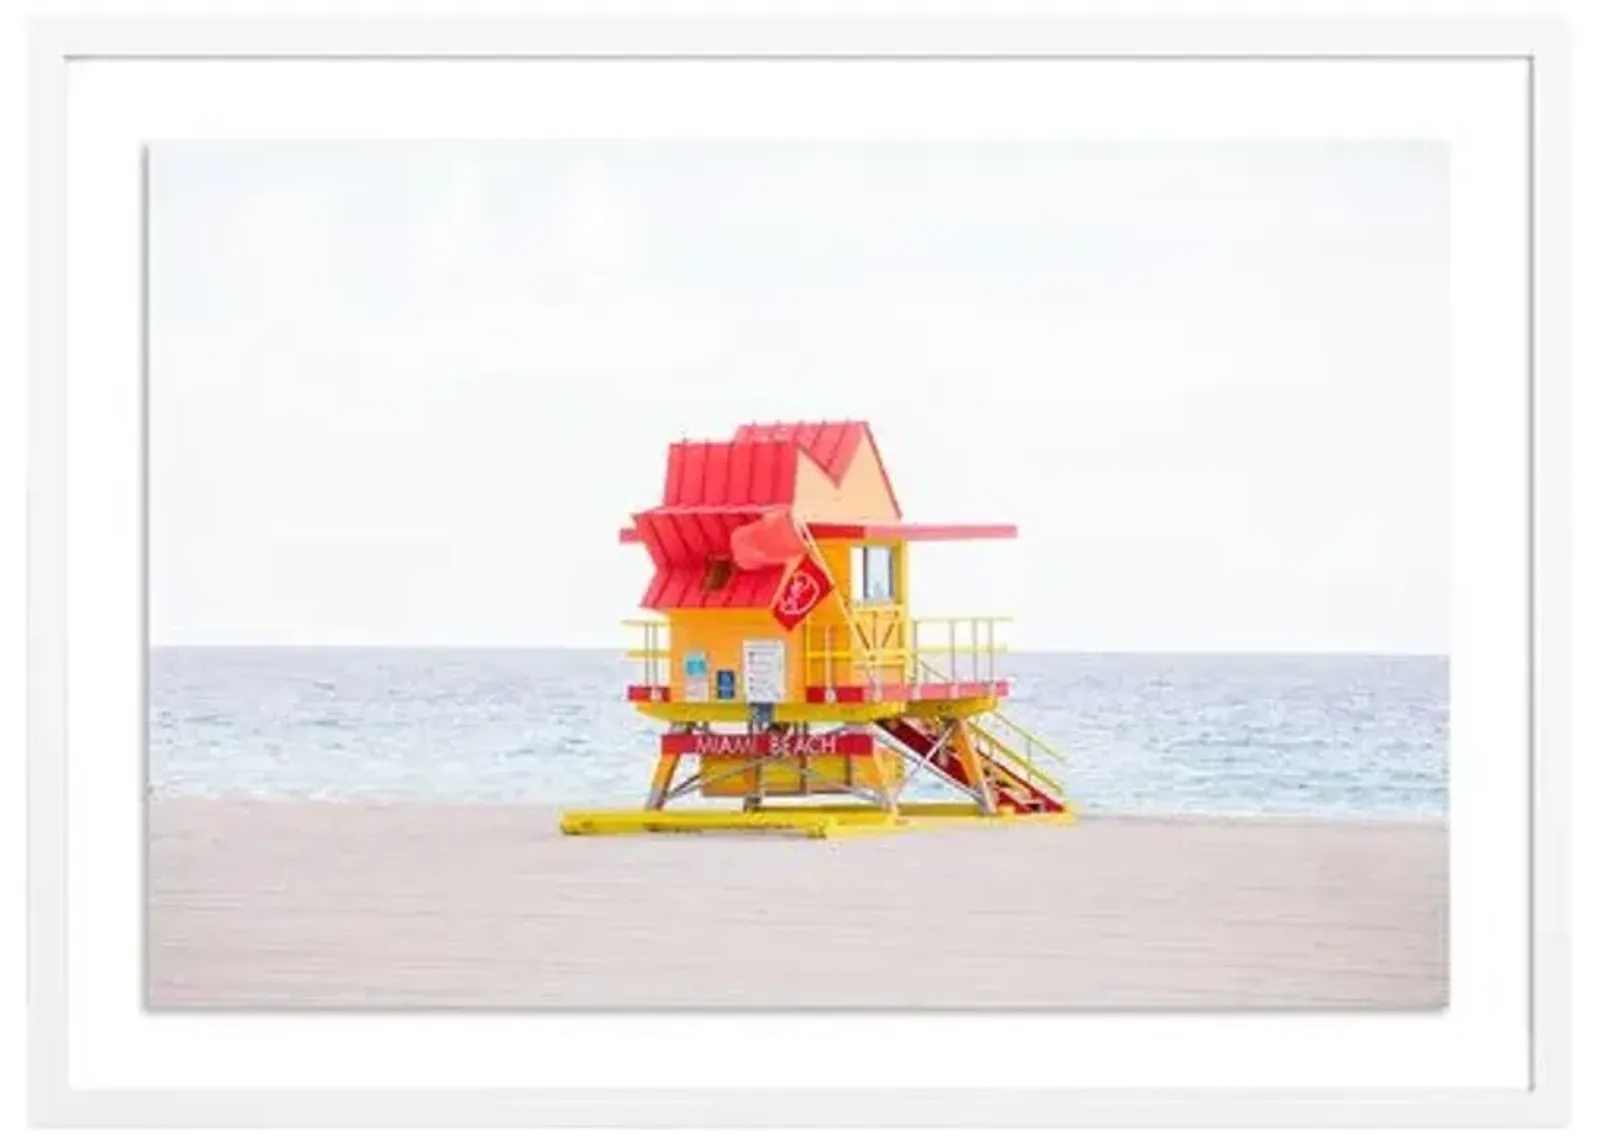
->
[741,639,787,703]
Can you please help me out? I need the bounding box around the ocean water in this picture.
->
[148,648,1446,819]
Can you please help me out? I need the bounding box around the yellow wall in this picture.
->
[816,539,854,606]
[666,608,807,702]
[663,537,914,700]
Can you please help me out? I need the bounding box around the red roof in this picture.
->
[662,439,799,508]
[625,421,1010,612]
[631,507,788,610]
[733,421,862,485]
[641,565,786,610]
[655,421,902,518]
[633,508,755,568]
[733,421,903,518]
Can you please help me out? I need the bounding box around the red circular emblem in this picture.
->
[778,569,821,616]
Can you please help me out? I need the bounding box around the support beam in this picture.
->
[645,752,681,810]
[947,718,997,815]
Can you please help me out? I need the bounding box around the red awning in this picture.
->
[641,565,786,610]
[633,508,758,567]
[632,507,793,610]
[806,522,1018,541]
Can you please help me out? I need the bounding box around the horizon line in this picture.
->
[146,642,1450,658]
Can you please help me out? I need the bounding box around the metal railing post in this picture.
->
[823,626,834,701]
[908,620,919,696]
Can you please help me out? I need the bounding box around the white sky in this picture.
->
[148,140,1448,653]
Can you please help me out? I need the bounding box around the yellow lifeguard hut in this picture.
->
[559,420,1074,838]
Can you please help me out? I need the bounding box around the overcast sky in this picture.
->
[148,140,1448,653]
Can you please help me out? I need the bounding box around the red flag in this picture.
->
[770,551,833,630]
[729,509,807,570]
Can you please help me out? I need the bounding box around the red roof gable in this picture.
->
[656,421,901,516]
[733,420,903,518]
[733,421,861,484]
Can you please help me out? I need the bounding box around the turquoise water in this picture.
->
[148,648,1446,819]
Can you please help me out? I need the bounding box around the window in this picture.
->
[703,556,733,592]
[851,545,896,604]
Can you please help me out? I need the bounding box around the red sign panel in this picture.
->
[770,552,833,630]
[660,731,876,758]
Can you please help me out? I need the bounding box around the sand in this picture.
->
[145,800,1447,1010]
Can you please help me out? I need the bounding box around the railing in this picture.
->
[802,610,1014,692]
[971,721,1067,799]
[625,609,1064,794]
[802,604,909,692]
[622,618,671,689]
[914,655,1067,797]
[907,616,1010,686]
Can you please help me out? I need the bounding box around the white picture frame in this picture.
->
[24,11,1572,1130]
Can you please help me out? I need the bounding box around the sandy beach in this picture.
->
[145,799,1446,1010]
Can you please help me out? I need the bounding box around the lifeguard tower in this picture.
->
[560,420,1074,838]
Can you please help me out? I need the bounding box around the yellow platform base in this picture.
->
[558,802,1076,840]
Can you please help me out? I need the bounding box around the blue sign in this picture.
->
[715,669,737,700]
[684,651,709,678]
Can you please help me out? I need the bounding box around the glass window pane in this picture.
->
[864,547,894,602]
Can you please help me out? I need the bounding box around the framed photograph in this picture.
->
[27,13,1571,1129]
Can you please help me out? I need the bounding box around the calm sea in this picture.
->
[148,648,1446,819]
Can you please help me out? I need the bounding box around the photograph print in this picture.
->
[146,139,1448,1010]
